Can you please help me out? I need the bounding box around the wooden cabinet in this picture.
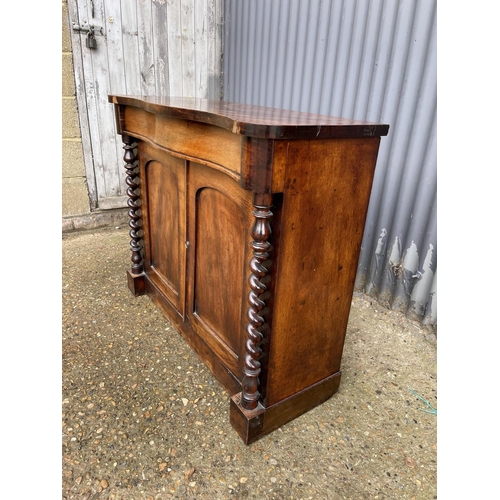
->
[109,95,389,444]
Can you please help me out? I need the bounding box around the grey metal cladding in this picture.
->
[223,0,437,326]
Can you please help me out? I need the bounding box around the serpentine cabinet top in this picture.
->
[108,95,390,140]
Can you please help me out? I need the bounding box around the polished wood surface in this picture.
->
[110,94,389,140]
[186,162,253,377]
[122,106,243,182]
[139,143,186,316]
[266,137,381,405]
[242,193,273,411]
[110,94,389,444]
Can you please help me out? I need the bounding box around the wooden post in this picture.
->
[241,193,273,410]
[122,134,146,295]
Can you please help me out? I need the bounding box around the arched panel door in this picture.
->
[139,143,186,317]
[186,161,253,379]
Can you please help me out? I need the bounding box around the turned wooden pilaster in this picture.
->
[241,193,273,411]
[122,134,146,295]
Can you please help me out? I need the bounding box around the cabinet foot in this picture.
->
[127,270,146,296]
[230,371,342,444]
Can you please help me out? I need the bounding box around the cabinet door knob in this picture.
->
[185,241,190,249]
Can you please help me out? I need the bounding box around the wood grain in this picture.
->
[230,371,341,444]
[241,193,273,410]
[139,143,186,317]
[266,137,381,405]
[122,106,243,181]
[186,162,254,378]
[113,95,389,444]
[110,95,390,139]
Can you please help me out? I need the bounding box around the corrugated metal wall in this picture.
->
[223,0,437,327]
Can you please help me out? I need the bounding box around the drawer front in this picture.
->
[123,106,243,183]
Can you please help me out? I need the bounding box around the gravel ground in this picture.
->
[62,226,437,500]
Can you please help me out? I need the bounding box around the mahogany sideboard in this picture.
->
[108,95,389,444]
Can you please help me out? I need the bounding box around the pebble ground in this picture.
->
[62,226,437,499]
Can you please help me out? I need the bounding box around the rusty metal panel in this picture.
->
[223,0,437,326]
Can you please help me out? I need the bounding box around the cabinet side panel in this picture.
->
[140,145,186,315]
[266,137,381,405]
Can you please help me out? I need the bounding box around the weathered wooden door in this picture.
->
[67,0,223,210]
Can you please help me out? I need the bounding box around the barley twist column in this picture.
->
[122,134,143,276]
[241,193,273,411]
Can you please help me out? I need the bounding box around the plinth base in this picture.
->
[230,371,342,444]
[127,270,146,296]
